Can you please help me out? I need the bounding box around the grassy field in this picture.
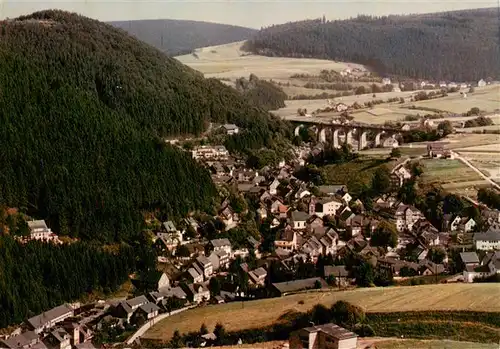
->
[175,41,366,80]
[375,339,500,349]
[419,158,490,196]
[143,284,500,341]
[421,159,483,184]
[407,85,500,114]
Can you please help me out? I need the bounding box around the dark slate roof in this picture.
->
[474,228,500,242]
[139,302,161,314]
[291,210,310,222]
[460,252,480,264]
[27,304,74,330]
[117,301,133,314]
[211,238,231,248]
[272,277,327,294]
[126,295,149,309]
[1,331,39,349]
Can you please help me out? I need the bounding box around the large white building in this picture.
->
[474,228,500,251]
[191,145,229,160]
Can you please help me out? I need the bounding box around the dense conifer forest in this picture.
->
[0,10,289,241]
[243,8,500,81]
[0,237,148,328]
[235,74,287,111]
[110,19,256,56]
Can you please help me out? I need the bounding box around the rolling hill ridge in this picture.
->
[0,10,286,241]
[243,8,500,81]
[109,19,256,56]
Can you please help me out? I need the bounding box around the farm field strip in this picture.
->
[374,339,500,349]
[143,284,500,341]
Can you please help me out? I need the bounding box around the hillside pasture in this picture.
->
[405,85,500,114]
[175,41,366,80]
[143,284,500,342]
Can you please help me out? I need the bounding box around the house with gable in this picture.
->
[274,227,298,251]
[269,178,280,195]
[218,206,236,229]
[391,164,412,188]
[318,229,338,256]
[187,267,203,283]
[221,124,239,135]
[185,283,210,304]
[195,255,213,279]
[450,216,477,232]
[394,204,424,232]
[289,323,358,349]
[463,251,500,282]
[312,197,343,218]
[301,235,323,261]
[158,221,183,248]
[290,210,310,230]
[211,238,232,255]
[248,267,267,286]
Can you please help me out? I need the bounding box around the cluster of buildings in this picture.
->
[1,304,96,349]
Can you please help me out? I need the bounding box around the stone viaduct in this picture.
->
[293,121,406,151]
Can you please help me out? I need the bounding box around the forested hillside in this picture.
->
[0,10,289,241]
[110,19,256,56]
[0,237,149,327]
[235,74,287,111]
[243,8,500,81]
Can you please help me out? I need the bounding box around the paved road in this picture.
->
[452,151,500,191]
[126,305,196,344]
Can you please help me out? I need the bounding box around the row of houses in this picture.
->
[1,304,96,349]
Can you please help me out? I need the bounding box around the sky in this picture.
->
[0,0,497,28]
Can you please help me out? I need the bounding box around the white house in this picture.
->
[340,192,352,204]
[290,211,310,230]
[187,284,210,304]
[314,197,343,218]
[391,165,412,187]
[451,216,476,233]
[211,238,232,255]
[382,78,392,85]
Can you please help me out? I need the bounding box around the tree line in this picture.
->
[0,237,150,328]
[243,9,500,81]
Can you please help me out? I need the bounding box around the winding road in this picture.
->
[451,151,500,191]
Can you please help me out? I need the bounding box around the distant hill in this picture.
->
[0,10,288,241]
[243,8,500,81]
[109,19,257,56]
